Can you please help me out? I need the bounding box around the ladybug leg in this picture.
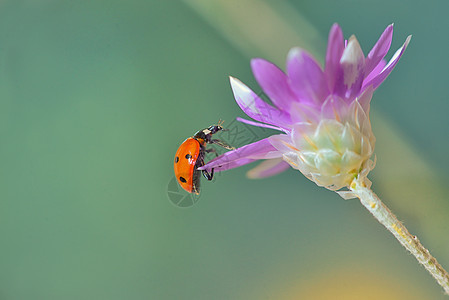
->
[211,139,235,150]
[202,168,214,181]
[197,154,214,181]
[205,147,218,157]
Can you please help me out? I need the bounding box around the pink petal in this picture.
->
[251,58,297,111]
[246,158,290,179]
[236,117,289,133]
[363,35,411,89]
[365,24,394,76]
[362,59,386,89]
[199,137,283,173]
[230,77,292,129]
[325,23,344,93]
[287,47,329,105]
[336,36,366,100]
[268,134,298,153]
[320,95,348,121]
[206,158,257,172]
[289,101,321,124]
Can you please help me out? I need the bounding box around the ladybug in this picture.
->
[174,121,234,194]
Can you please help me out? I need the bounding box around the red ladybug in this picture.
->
[174,121,234,194]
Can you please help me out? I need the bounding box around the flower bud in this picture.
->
[270,91,376,193]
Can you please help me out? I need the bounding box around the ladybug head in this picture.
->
[194,120,227,140]
[207,125,223,134]
[206,120,226,134]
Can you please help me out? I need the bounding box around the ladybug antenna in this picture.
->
[218,119,229,132]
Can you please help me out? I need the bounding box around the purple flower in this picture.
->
[200,24,411,192]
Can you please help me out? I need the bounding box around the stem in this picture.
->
[350,178,449,295]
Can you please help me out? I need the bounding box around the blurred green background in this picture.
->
[0,0,448,299]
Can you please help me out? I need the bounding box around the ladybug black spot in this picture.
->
[179,176,187,183]
[175,156,179,163]
[185,154,192,159]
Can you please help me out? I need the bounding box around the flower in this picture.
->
[200,24,411,194]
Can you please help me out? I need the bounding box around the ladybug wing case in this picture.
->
[174,138,201,194]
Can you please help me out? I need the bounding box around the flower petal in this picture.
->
[362,59,386,89]
[290,122,316,151]
[236,117,288,133]
[363,35,411,89]
[337,36,365,100]
[246,158,290,179]
[251,58,297,111]
[356,86,374,116]
[320,95,348,122]
[289,101,321,124]
[230,77,292,129]
[347,99,372,140]
[325,23,344,93]
[199,137,283,173]
[269,133,299,153]
[205,158,257,172]
[364,24,394,76]
[336,190,357,200]
[287,47,329,105]
[315,149,341,175]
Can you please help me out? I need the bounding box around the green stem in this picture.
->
[350,178,449,295]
